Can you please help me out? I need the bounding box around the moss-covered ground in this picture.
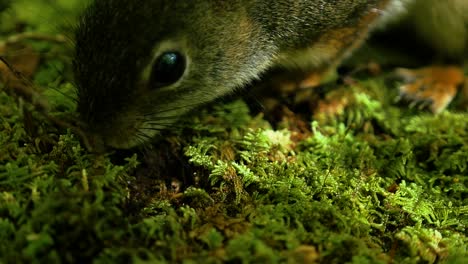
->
[0,1,467,263]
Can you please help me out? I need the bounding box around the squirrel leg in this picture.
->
[395,65,465,113]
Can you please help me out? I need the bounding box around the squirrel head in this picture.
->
[73,0,275,148]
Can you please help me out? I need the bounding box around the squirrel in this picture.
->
[73,0,467,149]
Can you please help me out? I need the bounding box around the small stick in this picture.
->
[0,56,93,151]
[1,32,67,47]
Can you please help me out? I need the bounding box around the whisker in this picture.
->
[143,102,203,117]
[141,123,186,129]
[136,131,153,141]
[48,86,78,103]
[141,146,151,154]
[144,119,189,125]
[134,134,149,146]
[139,127,187,133]
[142,115,181,121]
[139,127,168,132]
[135,133,157,148]
[141,127,185,132]
[141,118,181,124]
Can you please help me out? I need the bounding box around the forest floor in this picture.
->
[0,1,467,263]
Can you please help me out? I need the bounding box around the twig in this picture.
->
[0,56,93,151]
[1,32,67,47]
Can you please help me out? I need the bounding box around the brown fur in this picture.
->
[73,0,466,149]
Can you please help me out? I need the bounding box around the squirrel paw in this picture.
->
[395,66,465,114]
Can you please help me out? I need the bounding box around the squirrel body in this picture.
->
[405,0,468,59]
[73,0,467,149]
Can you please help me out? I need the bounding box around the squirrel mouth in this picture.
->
[86,111,158,149]
[102,120,161,149]
[105,133,146,149]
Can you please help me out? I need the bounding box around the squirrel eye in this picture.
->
[150,51,186,88]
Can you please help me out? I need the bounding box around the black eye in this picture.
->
[150,51,186,88]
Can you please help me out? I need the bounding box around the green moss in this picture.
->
[0,0,467,263]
